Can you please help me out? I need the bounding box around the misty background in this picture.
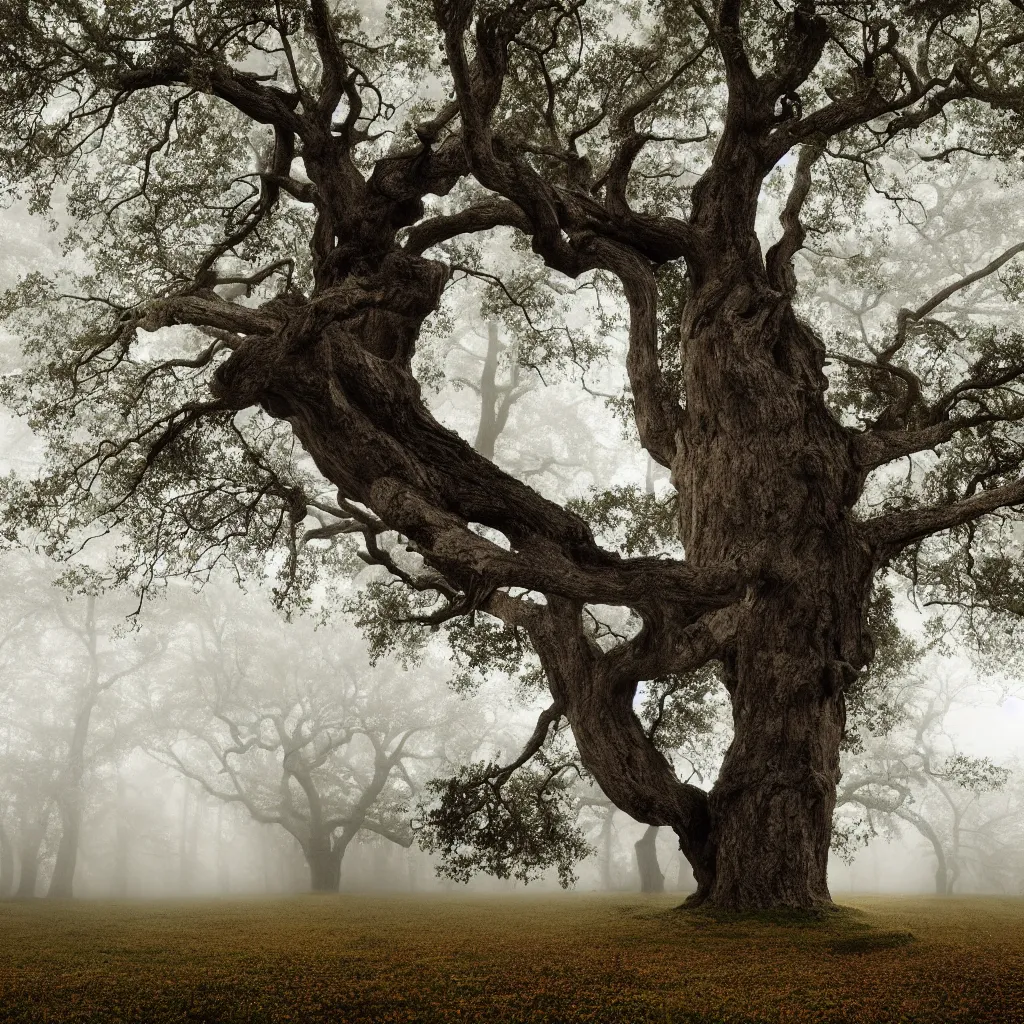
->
[1,146,1023,904]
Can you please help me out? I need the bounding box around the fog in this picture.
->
[1,21,1023,908]
[0,543,1020,902]
[2,187,1024,904]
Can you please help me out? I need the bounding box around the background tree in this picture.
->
[45,592,162,898]
[838,667,1016,895]
[4,0,1024,910]
[148,588,467,892]
[0,554,158,897]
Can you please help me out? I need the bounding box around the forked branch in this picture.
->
[880,240,1024,364]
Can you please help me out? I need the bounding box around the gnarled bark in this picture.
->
[674,270,875,908]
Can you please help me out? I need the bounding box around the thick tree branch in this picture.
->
[590,242,682,467]
[116,60,303,135]
[370,478,742,615]
[404,198,531,255]
[604,42,711,218]
[881,240,1024,364]
[853,412,1022,471]
[602,601,748,692]
[759,3,829,104]
[133,294,283,337]
[866,476,1024,556]
[527,599,715,893]
[347,819,414,847]
[689,0,756,99]
[308,0,350,125]
[765,139,824,294]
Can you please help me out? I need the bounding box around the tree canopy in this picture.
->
[3,0,1024,909]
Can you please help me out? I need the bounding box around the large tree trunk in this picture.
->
[673,279,875,909]
[305,833,343,892]
[635,825,665,893]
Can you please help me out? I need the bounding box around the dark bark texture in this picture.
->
[675,276,874,908]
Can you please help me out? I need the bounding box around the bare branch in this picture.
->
[881,241,1024,364]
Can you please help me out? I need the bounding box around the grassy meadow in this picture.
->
[0,892,1022,1023]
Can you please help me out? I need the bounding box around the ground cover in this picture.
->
[0,893,1021,1023]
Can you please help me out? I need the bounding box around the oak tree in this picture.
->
[3,0,1024,909]
[838,668,1017,895]
[147,588,461,892]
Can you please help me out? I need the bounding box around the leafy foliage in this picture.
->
[842,583,923,754]
[636,667,725,771]
[417,759,591,888]
[3,0,1024,901]
[938,754,1010,793]
[568,485,679,557]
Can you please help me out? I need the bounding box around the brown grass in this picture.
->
[0,892,1022,1022]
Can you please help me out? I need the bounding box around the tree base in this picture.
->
[679,900,840,923]
[679,885,838,918]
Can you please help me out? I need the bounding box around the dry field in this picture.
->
[0,892,1022,1023]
